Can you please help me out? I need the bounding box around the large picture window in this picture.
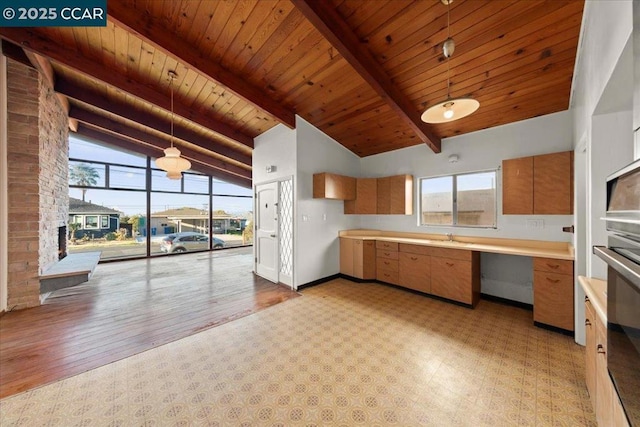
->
[419,170,496,228]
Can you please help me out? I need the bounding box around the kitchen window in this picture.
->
[419,170,497,228]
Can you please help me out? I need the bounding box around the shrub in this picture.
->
[105,232,117,241]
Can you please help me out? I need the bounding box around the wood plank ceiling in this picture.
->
[0,0,584,187]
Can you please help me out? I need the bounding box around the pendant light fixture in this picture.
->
[421,0,479,124]
[155,70,191,179]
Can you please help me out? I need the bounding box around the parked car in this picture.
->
[160,232,225,253]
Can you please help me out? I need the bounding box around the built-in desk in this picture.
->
[338,229,574,332]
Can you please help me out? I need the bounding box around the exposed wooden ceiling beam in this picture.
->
[291,0,441,153]
[1,40,32,68]
[56,76,252,167]
[107,3,296,129]
[69,106,252,182]
[75,125,251,189]
[0,27,255,149]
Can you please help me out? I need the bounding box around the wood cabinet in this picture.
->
[533,257,574,331]
[585,297,596,409]
[376,241,399,285]
[502,156,533,214]
[430,248,480,306]
[398,244,431,294]
[585,297,629,427]
[584,296,631,427]
[502,150,573,215]
[339,238,375,279]
[313,173,355,200]
[377,175,413,215]
[533,151,573,214]
[344,178,377,214]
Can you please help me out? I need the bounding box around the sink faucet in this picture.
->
[446,233,453,242]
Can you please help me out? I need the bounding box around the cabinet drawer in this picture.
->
[533,271,574,331]
[430,247,471,261]
[377,268,399,285]
[376,257,398,272]
[376,241,398,251]
[398,243,431,256]
[533,258,573,275]
[376,249,398,260]
[399,253,430,293]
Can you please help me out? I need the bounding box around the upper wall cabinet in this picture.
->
[313,173,356,200]
[502,150,573,215]
[377,175,413,215]
[344,178,377,214]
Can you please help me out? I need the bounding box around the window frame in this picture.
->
[418,169,498,229]
[84,215,99,229]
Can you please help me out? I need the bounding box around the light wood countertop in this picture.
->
[578,276,607,322]
[338,229,574,260]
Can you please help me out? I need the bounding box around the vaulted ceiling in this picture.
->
[0,0,585,188]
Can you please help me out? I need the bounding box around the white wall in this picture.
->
[0,47,7,312]
[570,0,635,345]
[295,116,360,287]
[357,111,574,304]
[359,110,574,241]
[253,124,297,184]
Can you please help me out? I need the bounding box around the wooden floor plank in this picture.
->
[0,247,299,398]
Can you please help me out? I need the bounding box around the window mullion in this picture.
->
[452,175,458,226]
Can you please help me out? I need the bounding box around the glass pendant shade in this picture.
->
[421,97,480,124]
[155,146,191,179]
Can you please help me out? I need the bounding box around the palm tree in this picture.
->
[69,163,99,201]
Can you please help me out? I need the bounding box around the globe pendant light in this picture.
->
[155,70,191,179]
[421,0,479,124]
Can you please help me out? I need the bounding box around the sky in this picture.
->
[69,135,253,216]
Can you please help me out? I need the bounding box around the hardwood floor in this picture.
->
[0,247,298,399]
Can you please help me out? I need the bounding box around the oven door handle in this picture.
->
[594,246,640,288]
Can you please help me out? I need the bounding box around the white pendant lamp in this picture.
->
[421,0,479,124]
[155,70,191,179]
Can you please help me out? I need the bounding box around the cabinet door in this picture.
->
[431,257,472,304]
[399,253,430,293]
[533,271,574,331]
[377,177,390,214]
[339,238,354,277]
[389,175,413,215]
[502,156,533,214]
[344,178,377,214]
[354,240,376,280]
[596,316,614,427]
[533,151,572,214]
[585,299,596,408]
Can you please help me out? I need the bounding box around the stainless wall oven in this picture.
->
[594,158,640,426]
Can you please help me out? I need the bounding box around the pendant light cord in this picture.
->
[446,0,451,100]
[170,75,175,149]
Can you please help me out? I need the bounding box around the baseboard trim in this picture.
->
[297,273,342,290]
[480,293,533,311]
[534,321,574,337]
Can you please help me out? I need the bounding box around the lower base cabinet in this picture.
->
[339,238,375,279]
[533,258,574,331]
[585,297,630,427]
[430,248,480,306]
[398,243,431,294]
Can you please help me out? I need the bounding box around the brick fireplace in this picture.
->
[6,59,69,310]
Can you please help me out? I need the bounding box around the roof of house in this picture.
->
[69,198,121,215]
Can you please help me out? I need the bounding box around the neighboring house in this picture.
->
[69,198,121,239]
[147,207,247,236]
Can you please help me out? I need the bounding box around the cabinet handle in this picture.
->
[585,296,589,302]
[585,319,591,326]
[546,277,560,283]
[546,263,560,269]
[384,261,390,265]
[597,344,605,354]
[384,252,390,256]
[446,262,454,267]
[411,257,418,261]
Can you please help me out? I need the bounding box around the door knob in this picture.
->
[270,234,277,238]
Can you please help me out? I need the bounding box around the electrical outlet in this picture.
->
[526,219,544,229]
[302,215,309,222]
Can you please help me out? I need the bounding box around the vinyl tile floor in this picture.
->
[0,279,596,426]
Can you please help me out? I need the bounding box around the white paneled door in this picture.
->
[255,182,279,283]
